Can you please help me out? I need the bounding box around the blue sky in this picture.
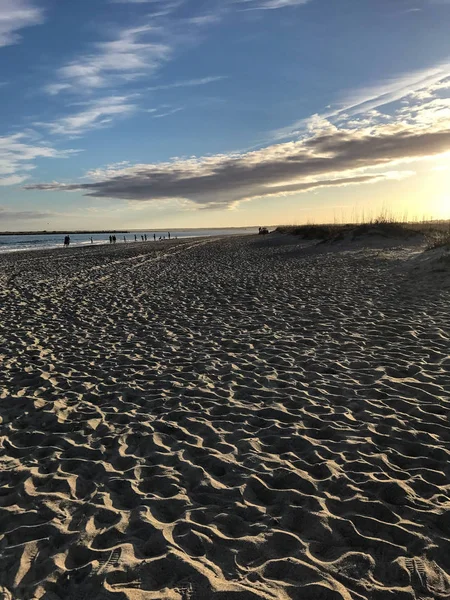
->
[1,0,450,229]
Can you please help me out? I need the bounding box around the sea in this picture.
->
[0,227,260,254]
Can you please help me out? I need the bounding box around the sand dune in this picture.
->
[0,234,449,599]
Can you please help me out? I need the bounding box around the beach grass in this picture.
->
[425,227,450,250]
[276,214,450,244]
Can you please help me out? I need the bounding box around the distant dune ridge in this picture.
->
[0,231,449,599]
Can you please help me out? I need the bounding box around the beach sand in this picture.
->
[0,234,449,599]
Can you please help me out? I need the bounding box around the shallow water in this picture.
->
[0,227,258,253]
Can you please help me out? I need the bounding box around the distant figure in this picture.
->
[112,235,117,244]
[134,234,137,242]
[153,233,156,241]
[141,235,144,241]
[168,232,170,240]
[63,235,69,247]
[109,235,113,244]
[144,234,147,241]
[123,236,126,242]
[90,237,93,244]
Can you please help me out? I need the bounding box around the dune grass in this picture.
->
[276,214,450,246]
[425,228,450,250]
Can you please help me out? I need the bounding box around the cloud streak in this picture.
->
[38,96,137,136]
[275,63,450,140]
[0,0,44,48]
[0,133,75,186]
[151,106,184,118]
[47,25,171,94]
[236,0,311,9]
[147,75,226,91]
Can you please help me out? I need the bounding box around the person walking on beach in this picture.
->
[153,233,156,241]
[113,235,117,244]
[63,235,69,247]
[134,234,137,242]
[168,232,170,240]
[144,234,147,241]
[109,235,112,244]
[123,236,126,242]
[90,237,93,244]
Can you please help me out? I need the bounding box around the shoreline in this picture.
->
[0,230,130,236]
[0,236,180,256]
[0,229,259,256]
[0,226,261,236]
[0,233,255,257]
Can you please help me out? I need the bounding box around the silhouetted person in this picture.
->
[141,235,144,241]
[153,233,156,241]
[144,234,147,241]
[134,234,137,242]
[109,235,112,243]
[113,235,117,244]
[63,235,69,247]
[90,237,93,244]
[168,232,170,240]
[123,236,126,242]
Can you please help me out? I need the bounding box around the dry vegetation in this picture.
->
[425,227,450,250]
[276,215,450,248]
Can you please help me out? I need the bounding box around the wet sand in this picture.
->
[0,234,449,599]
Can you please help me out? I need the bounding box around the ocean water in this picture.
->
[0,227,259,254]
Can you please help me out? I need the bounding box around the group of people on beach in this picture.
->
[110,232,172,243]
[65,232,174,247]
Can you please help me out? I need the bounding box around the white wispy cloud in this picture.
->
[44,83,72,96]
[0,133,75,186]
[0,0,44,47]
[110,0,181,4]
[38,96,137,136]
[47,26,171,94]
[151,106,184,118]
[39,9,224,138]
[275,62,450,140]
[147,75,226,91]
[236,0,310,9]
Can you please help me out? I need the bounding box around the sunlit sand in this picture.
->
[0,231,449,599]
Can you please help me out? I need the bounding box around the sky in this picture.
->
[1,0,450,231]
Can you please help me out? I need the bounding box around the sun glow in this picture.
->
[435,195,450,219]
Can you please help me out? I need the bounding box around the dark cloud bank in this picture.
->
[25,121,450,209]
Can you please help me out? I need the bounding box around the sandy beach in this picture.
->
[0,233,449,600]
